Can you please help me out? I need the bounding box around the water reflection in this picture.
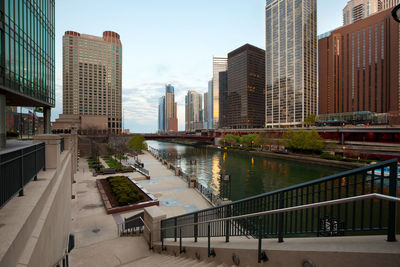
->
[147,141,344,201]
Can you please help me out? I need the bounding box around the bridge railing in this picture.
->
[161,159,399,243]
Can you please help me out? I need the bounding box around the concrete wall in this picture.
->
[0,135,76,267]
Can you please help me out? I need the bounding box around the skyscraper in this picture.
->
[319,8,400,122]
[164,84,178,132]
[212,56,228,129]
[0,0,55,148]
[226,44,265,129]
[185,91,203,132]
[219,71,228,128]
[203,92,209,129]
[265,0,317,128]
[63,31,122,134]
[158,96,165,132]
[343,0,400,25]
[207,80,213,129]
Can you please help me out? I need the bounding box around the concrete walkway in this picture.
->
[69,152,211,266]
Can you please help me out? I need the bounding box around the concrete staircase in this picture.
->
[124,253,229,267]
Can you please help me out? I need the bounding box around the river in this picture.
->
[146,140,345,201]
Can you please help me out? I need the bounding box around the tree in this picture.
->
[128,135,147,152]
[239,134,258,147]
[304,114,317,127]
[222,134,240,146]
[284,130,324,152]
[255,133,273,149]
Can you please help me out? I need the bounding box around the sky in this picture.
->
[53,0,349,133]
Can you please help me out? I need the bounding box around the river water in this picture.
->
[146,140,345,201]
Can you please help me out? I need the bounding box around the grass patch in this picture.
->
[87,157,104,170]
[106,176,144,206]
[103,156,124,170]
[115,154,128,161]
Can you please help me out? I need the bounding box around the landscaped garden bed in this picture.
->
[96,176,159,214]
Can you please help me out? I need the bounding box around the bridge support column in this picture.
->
[341,132,345,145]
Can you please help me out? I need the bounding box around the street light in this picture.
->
[392,3,400,23]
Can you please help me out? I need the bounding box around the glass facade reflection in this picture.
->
[1,0,55,106]
[265,0,317,127]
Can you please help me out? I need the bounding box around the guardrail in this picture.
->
[0,142,46,208]
[117,212,152,249]
[161,193,400,262]
[161,159,399,246]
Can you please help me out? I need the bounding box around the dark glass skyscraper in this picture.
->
[0,0,55,147]
[226,44,265,129]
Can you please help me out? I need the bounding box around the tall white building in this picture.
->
[185,91,203,132]
[265,0,317,128]
[343,0,400,25]
[212,56,227,129]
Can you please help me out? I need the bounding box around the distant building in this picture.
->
[218,71,228,128]
[158,96,165,132]
[226,44,265,129]
[319,8,400,124]
[0,0,55,148]
[265,0,317,128]
[203,92,209,129]
[343,0,400,25]
[158,84,178,132]
[207,80,213,129]
[185,91,203,132]
[212,56,228,129]
[62,31,122,134]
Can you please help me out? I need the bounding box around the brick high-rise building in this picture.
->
[63,31,122,134]
[318,8,399,118]
[165,84,178,132]
[265,0,317,128]
[343,0,400,25]
[226,44,265,129]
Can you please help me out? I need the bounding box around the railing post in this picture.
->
[174,218,177,242]
[19,150,24,197]
[258,217,263,263]
[278,192,284,243]
[387,161,397,242]
[208,223,211,257]
[194,213,198,242]
[179,227,183,253]
[225,206,230,242]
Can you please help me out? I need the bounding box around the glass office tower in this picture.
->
[0,0,55,147]
[265,0,317,127]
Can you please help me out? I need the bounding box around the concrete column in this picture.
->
[33,134,61,171]
[189,177,198,188]
[0,94,6,149]
[43,107,51,134]
[143,206,167,247]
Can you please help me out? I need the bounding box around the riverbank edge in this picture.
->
[205,145,365,170]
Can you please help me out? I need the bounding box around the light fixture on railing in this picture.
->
[392,3,400,23]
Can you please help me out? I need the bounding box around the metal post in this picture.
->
[225,206,230,242]
[278,192,284,242]
[207,223,211,257]
[194,213,198,242]
[174,218,177,242]
[0,94,6,149]
[258,217,263,263]
[19,150,24,196]
[387,162,397,242]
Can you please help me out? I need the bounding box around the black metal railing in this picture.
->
[161,159,399,243]
[60,138,65,153]
[0,142,46,208]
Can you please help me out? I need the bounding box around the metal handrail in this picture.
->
[161,193,399,262]
[117,216,152,249]
[161,193,399,232]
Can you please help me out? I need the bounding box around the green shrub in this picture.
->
[320,152,343,161]
[107,176,145,206]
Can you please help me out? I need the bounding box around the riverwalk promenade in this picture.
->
[69,151,211,266]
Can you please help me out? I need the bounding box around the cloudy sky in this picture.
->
[54,0,349,133]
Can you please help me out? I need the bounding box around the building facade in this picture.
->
[226,44,265,129]
[265,0,317,128]
[218,71,228,128]
[0,0,55,147]
[158,96,165,132]
[207,80,213,129]
[343,0,400,25]
[212,56,228,129]
[185,91,203,132]
[203,92,209,129]
[164,84,178,132]
[319,8,400,121]
[63,31,122,134]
